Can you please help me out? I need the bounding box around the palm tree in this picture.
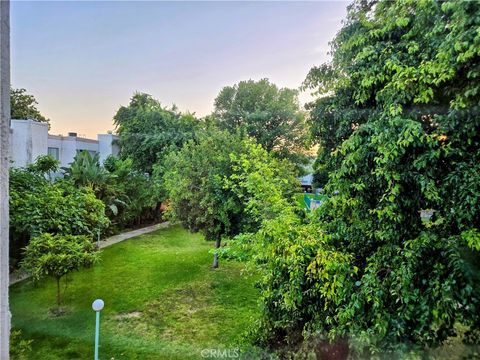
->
[64,151,108,190]
[64,151,128,220]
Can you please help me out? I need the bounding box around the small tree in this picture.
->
[21,234,99,307]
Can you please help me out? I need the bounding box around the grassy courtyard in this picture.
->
[10,225,259,359]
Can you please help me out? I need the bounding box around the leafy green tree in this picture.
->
[113,92,199,174]
[214,79,308,168]
[10,88,49,124]
[163,129,298,268]
[245,0,480,354]
[21,233,99,306]
[304,0,480,185]
[226,144,298,230]
[163,130,245,268]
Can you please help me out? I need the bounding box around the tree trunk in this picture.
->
[212,238,221,269]
[56,277,61,307]
[0,1,10,357]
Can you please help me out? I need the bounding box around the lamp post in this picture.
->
[92,299,104,360]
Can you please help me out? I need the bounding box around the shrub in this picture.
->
[9,159,108,269]
[10,329,33,360]
[102,156,161,231]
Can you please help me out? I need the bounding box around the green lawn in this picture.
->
[296,192,328,209]
[10,225,260,359]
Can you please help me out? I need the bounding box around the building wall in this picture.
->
[10,119,119,168]
[48,135,101,168]
[98,134,120,165]
[10,119,49,167]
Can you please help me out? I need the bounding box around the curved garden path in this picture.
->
[9,221,170,285]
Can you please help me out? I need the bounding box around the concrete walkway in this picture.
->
[97,221,170,249]
[9,221,170,286]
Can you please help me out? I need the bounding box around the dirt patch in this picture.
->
[109,282,223,345]
[49,307,70,317]
[145,285,211,323]
[115,311,143,320]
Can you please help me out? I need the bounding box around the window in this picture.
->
[47,147,59,160]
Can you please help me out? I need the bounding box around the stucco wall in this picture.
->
[10,119,48,167]
[98,134,119,165]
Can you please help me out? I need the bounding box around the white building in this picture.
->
[10,119,119,168]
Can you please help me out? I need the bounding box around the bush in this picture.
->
[10,329,33,360]
[9,158,108,269]
[64,152,161,234]
[103,156,161,231]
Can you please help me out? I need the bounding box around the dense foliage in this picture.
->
[21,233,99,306]
[103,155,161,229]
[163,129,298,267]
[214,79,309,169]
[10,87,49,124]
[9,330,32,360]
[10,150,161,269]
[65,152,161,232]
[304,0,480,187]
[113,92,199,174]
[224,0,480,355]
[9,156,108,269]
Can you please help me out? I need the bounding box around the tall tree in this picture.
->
[0,1,10,356]
[214,79,308,168]
[113,92,199,174]
[163,129,297,268]
[10,88,49,124]
[163,130,245,268]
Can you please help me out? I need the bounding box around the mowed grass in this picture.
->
[295,192,328,209]
[10,225,260,359]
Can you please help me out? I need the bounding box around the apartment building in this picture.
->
[10,119,119,168]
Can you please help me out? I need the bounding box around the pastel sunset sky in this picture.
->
[11,1,348,138]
